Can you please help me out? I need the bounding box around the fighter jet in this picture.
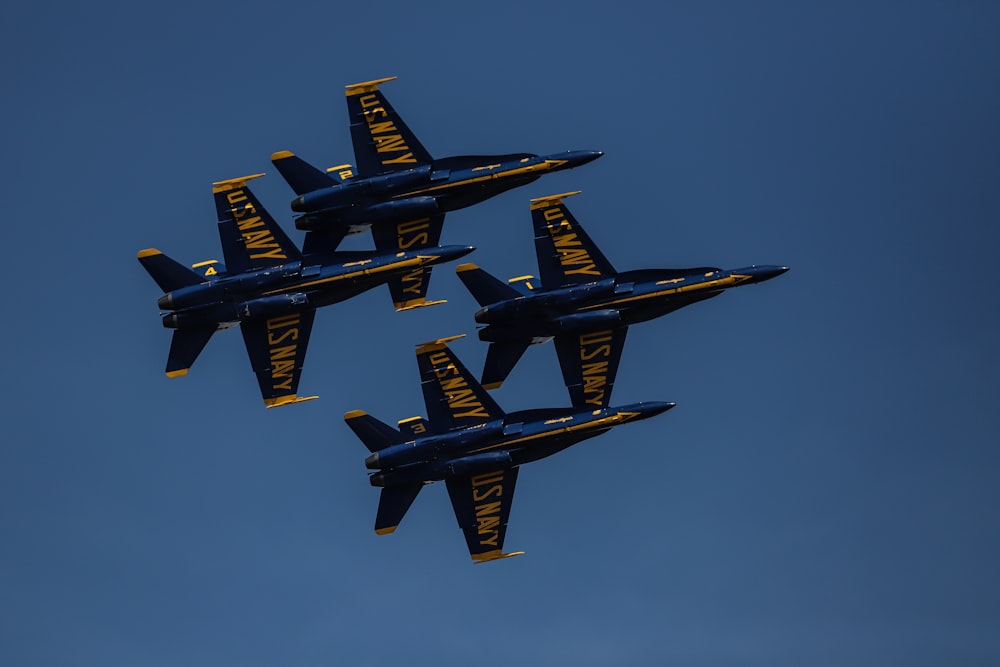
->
[137,174,473,408]
[344,335,674,563]
[269,76,603,311]
[456,191,788,408]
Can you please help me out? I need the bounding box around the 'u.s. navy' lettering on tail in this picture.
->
[555,327,627,409]
[543,206,601,278]
[531,194,615,289]
[429,351,492,420]
[358,94,417,168]
[416,336,503,429]
[578,329,614,407]
[227,189,288,261]
[266,313,301,392]
[470,471,505,547]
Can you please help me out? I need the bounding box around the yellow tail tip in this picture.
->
[271,150,295,160]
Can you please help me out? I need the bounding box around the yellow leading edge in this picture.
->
[345,76,397,96]
[529,190,582,210]
[211,173,266,194]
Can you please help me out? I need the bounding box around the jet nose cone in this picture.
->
[640,401,677,418]
[364,452,380,470]
[157,294,173,309]
[291,195,307,212]
[752,265,790,283]
[564,150,604,167]
[438,245,477,263]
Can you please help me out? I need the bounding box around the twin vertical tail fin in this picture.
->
[343,410,422,535]
[481,341,531,390]
[455,263,523,307]
[165,328,215,378]
[270,151,339,196]
[344,410,404,453]
[138,249,215,378]
[375,484,423,535]
[137,249,204,293]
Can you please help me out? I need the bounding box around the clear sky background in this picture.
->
[2,1,998,665]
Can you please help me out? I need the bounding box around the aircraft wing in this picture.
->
[554,326,629,409]
[240,310,318,408]
[446,467,524,563]
[345,77,432,177]
[213,174,301,273]
[530,192,616,289]
[371,214,446,310]
[416,336,504,431]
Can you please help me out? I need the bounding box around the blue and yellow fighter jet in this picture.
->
[269,76,603,311]
[456,192,788,408]
[137,174,474,408]
[344,335,674,562]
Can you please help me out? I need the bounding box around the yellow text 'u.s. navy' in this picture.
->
[471,471,505,548]
[578,329,614,407]
[542,205,602,278]
[265,313,300,393]
[226,189,287,261]
[429,350,491,420]
[358,93,417,168]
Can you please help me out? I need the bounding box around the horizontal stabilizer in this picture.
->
[165,328,215,377]
[344,410,404,452]
[481,341,531,390]
[302,229,349,257]
[271,151,337,196]
[375,483,423,535]
[455,263,522,307]
[138,249,204,293]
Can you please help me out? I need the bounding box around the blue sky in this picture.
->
[2,1,999,665]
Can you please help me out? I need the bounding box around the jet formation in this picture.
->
[138,173,473,407]
[269,76,601,310]
[138,77,787,561]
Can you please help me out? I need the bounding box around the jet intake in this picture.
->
[443,451,513,478]
[292,165,433,213]
[555,309,621,333]
[238,293,309,320]
[294,197,439,231]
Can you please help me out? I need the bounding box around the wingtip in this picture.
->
[345,76,397,96]
[529,191,582,209]
[415,334,466,353]
[211,173,266,193]
[264,394,319,408]
[472,550,525,563]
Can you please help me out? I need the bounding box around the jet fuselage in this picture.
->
[363,401,674,487]
[474,265,789,342]
[156,245,473,330]
[291,150,603,232]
